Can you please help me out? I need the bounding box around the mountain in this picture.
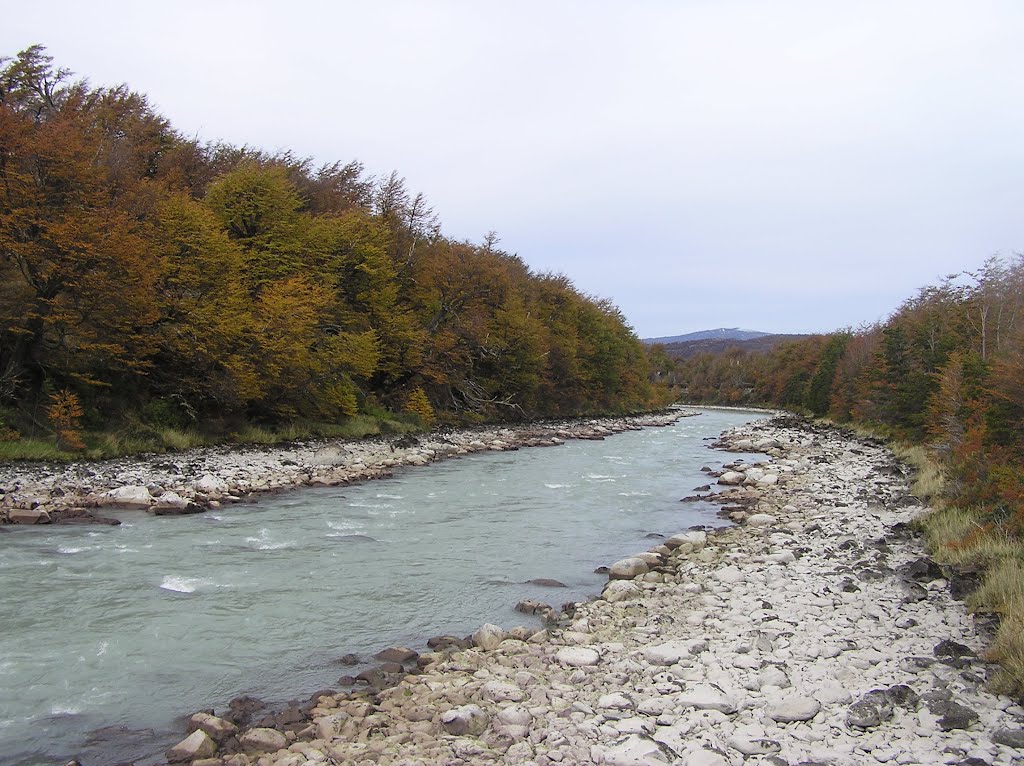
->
[643,328,772,345]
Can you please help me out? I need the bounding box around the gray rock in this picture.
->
[556,646,600,667]
[188,711,238,742]
[374,646,418,664]
[441,704,489,736]
[8,508,50,524]
[992,727,1024,748]
[846,690,894,729]
[472,623,505,651]
[603,734,670,766]
[934,700,979,731]
[676,685,739,714]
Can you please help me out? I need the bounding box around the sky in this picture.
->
[3,1,1023,338]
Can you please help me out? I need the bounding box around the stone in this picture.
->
[746,513,777,528]
[718,471,745,485]
[642,640,705,666]
[195,474,228,494]
[238,727,287,753]
[846,690,895,729]
[676,685,738,714]
[603,734,670,766]
[992,728,1024,748]
[727,737,781,756]
[934,700,979,730]
[8,508,50,524]
[166,729,217,762]
[98,485,153,508]
[374,646,418,664]
[526,578,567,587]
[599,692,634,710]
[609,557,650,579]
[604,580,643,602]
[757,666,791,689]
[472,623,505,651]
[556,646,600,667]
[440,704,488,736]
[665,531,707,550]
[766,696,821,723]
[685,751,729,766]
[515,599,551,615]
[482,680,525,702]
[188,711,238,742]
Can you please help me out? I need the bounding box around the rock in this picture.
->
[934,639,977,659]
[188,711,238,742]
[338,653,359,665]
[426,635,470,651]
[374,646,418,664]
[603,734,670,766]
[515,599,551,615]
[599,692,635,710]
[676,685,739,714]
[472,623,505,651]
[440,704,488,736]
[745,513,777,528]
[482,680,525,702]
[718,471,745,486]
[604,580,643,602]
[556,646,600,667]
[766,696,820,723]
[727,737,781,756]
[685,751,729,766]
[195,474,228,494]
[609,557,650,579]
[642,640,706,666]
[526,578,567,587]
[846,690,895,729]
[166,729,217,762]
[8,508,50,524]
[238,727,287,753]
[992,727,1024,748]
[934,700,980,730]
[665,531,707,550]
[99,485,153,508]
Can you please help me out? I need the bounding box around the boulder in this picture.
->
[238,727,287,753]
[642,640,705,666]
[98,485,153,508]
[556,646,600,667]
[374,646,418,664]
[515,599,551,615]
[603,580,643,602]
[482,680,525,702]
[603,734,669,766]
[609,557,650,580]
[440,704,488,736]
[718,471,745,486]
[676,685,739,714]
[766,696,821,723]
[166,729,217,762]
[188,711,238,742]
[665,531,706,550]
[525,578,567,587]
[472,623,505,651]
[745,514,777,528]
[195,474,228,495]
[8,508,50,524]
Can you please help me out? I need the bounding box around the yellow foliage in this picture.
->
[403,388,435,425]
[46,390,85,451]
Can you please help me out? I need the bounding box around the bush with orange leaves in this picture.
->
[46,390,85,451]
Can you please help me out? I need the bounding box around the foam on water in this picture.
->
[159,576,206,593]
[57,546,90,554]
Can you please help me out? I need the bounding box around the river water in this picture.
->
[0,408,764,765]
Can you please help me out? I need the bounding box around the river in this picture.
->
[0,408,764,765]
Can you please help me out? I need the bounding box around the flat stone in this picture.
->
[599,692,634,710]
[556,646,600,667]
[766,696,821,723]
[238,727,287,754]
[676,685,738,714]
[603,734,670,766]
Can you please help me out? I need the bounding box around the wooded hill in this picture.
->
[673,257,1024,522]
[0,46,671,451]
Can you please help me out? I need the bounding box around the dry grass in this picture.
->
[892,443,947,503]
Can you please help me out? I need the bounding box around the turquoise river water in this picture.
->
[0,408,764,765]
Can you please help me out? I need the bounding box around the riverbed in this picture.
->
[0,408,765,766]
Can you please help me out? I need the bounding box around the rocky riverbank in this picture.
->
[0,412,688,527]
[154,414,1024,766]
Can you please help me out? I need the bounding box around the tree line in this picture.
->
[0,46,670,447]
[669,255,1024,534]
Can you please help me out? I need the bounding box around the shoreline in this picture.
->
[0,410,697,528]
[151,414,1024,766]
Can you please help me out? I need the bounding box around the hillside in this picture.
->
[643,327,771,345]
[655,333,812,360]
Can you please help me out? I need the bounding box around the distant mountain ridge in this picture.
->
[643,327,772,345]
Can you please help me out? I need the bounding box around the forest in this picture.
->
[669,256,1024,693]
[0,47,671,455]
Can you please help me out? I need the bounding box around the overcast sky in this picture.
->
[4,1,1022,338]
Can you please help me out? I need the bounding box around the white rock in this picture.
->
[716,566,744,584]
[599,692,635,710]
[666,531,707,550]
[610,557,650,579]
[718,471,745,486]
[482,680,525,702]
[604,580,644,602]
[556,646,600,667]
[195,474,228,494]
[472,623,505,651]
[765,696,821,723]
[642,639,706,666]
[675,685,739,714]
[685,751,729,766]
[99,485,153,508]
[603,734,670,766]
[746,513,777,528]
